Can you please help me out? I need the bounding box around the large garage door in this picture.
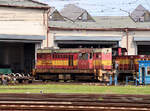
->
[57,41,118,48]
[55,36,121,48]
[0,43,35,73]
[134,37,150,55]
[138,45,150,55]
[0,34,44,73]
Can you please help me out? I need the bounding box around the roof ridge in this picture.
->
[64,4,85,11]
[60,4,88,21]
[28,0,48,6]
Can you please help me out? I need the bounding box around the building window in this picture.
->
[78,16,82,20]
[139,17,144,22]
[50,15,52,19]
[82,12,87,21]
[90,53,93,59]
[144,11,150,22]
[96,54,99,58]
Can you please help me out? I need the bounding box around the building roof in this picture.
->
[0,0,49,9]
[60,4,87,21]
[49,7,65,21]
[49,7,57,15]
[131,4,148,21]
[49,16,150,29]
[49,4,150,30]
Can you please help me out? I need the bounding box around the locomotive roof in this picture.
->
[37,48,112,53]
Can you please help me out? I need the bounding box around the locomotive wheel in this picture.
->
[55,74,59,82]
[42,79,46,82]
[18,79,23,83]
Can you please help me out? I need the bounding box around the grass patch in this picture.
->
[0,84,150,94]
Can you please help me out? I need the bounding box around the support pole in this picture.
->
[125,28,129,55]
[114,74,118,86]
[135,76,138,86]
[109,75,112,85]
[126,76,128,85]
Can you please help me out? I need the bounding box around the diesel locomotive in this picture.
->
[33,47,150,82]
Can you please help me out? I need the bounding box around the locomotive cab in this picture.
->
[112,47,127,56]
[78,52,93,69]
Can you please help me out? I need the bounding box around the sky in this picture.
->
[38,0,150,16]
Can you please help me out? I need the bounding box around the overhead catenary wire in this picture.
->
[38,0,150,16]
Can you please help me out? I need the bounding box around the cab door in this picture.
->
[78,53,89,69]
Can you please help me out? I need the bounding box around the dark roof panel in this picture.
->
[49,7,65,21]
[60,4,94,21]
[131,4,147,21]
[60,4,85,21]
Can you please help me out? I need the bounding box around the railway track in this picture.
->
[0,93,150,111]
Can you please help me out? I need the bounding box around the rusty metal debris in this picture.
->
[0,73,33,85]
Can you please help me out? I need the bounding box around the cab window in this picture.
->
[147,67,150,75]
[90,53,93,59]
[79,53,88,60]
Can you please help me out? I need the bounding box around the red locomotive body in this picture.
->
[34,48,112,81]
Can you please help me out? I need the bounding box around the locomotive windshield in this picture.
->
[79,53,88,60]
[112,47,127,56]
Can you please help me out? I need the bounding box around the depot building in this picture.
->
[0,0,49,73]
[1,2,150,74]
